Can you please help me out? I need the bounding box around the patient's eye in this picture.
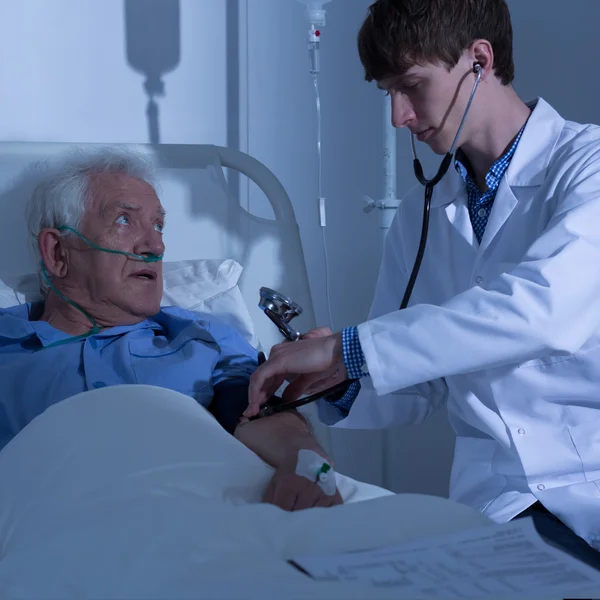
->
[115,214,130,226]
[154,222,164,233]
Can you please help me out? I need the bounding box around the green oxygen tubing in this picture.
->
[38,225,163,349]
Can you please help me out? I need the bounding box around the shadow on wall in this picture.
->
[124,0,181,145]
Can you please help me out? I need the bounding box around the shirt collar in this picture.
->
[0,303,36,341]
[0,303,162,348]
[455,124,526,192]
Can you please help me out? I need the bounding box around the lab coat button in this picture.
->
[361,362,369,374]
[537,484,545,491]
[93,381,107,389]
[518,428,526,435]
[475,276,483,285]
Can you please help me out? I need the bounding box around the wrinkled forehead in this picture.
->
[86,171,165,218]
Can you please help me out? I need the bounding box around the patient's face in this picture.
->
[60,172,166,324]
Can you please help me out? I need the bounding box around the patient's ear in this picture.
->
[38,228,69,278]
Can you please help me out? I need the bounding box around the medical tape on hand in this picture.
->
[295,449,336,496]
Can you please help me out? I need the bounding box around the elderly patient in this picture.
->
[0,148,341,511]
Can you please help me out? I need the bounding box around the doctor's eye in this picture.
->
[115,214,130,226]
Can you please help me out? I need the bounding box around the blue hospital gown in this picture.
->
[0,303,258,452]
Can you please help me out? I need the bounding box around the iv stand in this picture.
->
[363,99,400,244]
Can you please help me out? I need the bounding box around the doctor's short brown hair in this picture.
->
[357,0,515,86]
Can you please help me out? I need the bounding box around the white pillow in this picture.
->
[0,258,258,347]
[0,283,22,308]
[161,259,258,347]
[0,273,37,306]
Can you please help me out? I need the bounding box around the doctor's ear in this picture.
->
[469,39,494,80]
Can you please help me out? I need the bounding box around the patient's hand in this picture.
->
[264,460,343,511]
[235,410,341,510]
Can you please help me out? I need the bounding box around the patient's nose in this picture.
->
[134,226,165,258]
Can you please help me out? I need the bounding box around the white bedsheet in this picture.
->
[0,385,498,599]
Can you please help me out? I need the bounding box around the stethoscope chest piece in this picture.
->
[258,287,303,342]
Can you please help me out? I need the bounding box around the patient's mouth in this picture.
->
[131,270,157,281]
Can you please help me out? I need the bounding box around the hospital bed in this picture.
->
[0,142,588,599]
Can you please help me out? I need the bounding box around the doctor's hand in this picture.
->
[297,327,349,394]
[244,332,347,418]
[278,327,334,385]
[302,326,334,339]
[263,463,343,511]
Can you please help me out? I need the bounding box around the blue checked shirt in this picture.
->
[331,127,526,415]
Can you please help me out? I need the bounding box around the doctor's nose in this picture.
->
[391,94,416,129]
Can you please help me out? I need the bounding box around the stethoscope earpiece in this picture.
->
[473,62,482,74]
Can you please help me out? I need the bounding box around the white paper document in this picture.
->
[291,517,600,598]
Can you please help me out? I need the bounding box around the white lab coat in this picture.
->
[321,98,600,550]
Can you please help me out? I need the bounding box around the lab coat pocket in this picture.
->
[568,419,600,482]
[450,437,506,512]
[128,336,217,405]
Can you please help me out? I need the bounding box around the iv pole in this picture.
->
[364,99,400,245]
[363,96,399,489]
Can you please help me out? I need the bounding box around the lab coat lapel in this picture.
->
[431,167,478,250]
[444,192,478,250]
[429,165,463,208]
[477,178,518,254]
[425,98,565,255]
[477,98,566,255]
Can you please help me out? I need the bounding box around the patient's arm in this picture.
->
[233,410,327,470]
[210,378,342,510]
[210,378,332,469]
[234,410,343,510]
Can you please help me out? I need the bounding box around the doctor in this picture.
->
[246,0,600,567]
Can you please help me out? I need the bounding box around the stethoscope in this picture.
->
[401,62,483,309]
[250,64,483,419]
[250,288,356,420]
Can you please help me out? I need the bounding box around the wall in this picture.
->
[0,0,228,145]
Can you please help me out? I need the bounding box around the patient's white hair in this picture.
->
[26,147,156,293]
